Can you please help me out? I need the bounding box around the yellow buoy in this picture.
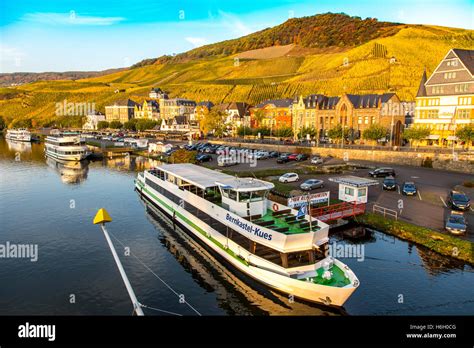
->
[93,208,113,224]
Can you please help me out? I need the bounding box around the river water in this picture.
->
[0,137,473,315]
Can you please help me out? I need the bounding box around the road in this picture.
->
[199,152,473,241]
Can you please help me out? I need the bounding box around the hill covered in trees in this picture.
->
[172,13,403,61]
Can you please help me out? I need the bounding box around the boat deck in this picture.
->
[251,209,320,235]
[299,265,350,287]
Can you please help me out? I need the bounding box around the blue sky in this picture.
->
[1,0,472,73]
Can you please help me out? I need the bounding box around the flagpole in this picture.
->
[307,194,312,233]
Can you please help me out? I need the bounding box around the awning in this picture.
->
[447,136,458,141]
[426,135,440,140]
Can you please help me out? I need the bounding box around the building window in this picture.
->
[371,116,376,124]
[457,109,470,119]
[358,116,362,124]
[455,84,469,93]
[431,86,444,94]
[444,72,457,79]
[427,110,439,119]
[364,116,369,124]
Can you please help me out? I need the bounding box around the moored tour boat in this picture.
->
[5,128,32,142]
[135,163,359,307]
[45,133,89,161]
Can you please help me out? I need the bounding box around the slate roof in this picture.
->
[173,115,188,125]
[109,99,138,107]
[255,98,293,108]
[213,102,251,116]
[298,94,340,109]
[345,93,395,108]
[452,48,474,75]
[197,101,214,109]
[416,70,428,98]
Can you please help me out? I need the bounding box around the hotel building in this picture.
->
[414,48,473,145]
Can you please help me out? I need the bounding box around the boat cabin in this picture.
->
[215,177,274,217]
[144,164,331,269]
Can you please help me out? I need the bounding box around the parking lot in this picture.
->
[183,143,473,241]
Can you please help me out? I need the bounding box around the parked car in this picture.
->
[402,182,417,196]
[382,176,397,191]
[369,167,395,178]
[254,151,270,160]
[300,179,324,191]
[268,151,280,158]
[217,157,237,167]
[287,153,299,161]
[276,154,291,164]
[296,153,309,161]
[311,156,324,165]
[447,190,471,211]
[445,211,467,235]
[196,154,212,163]
[279,173,299,183]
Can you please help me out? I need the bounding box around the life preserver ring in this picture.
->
[272,203,279,212]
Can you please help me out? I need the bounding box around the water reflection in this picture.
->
[0,136,44,162]
[417,247,467,275]
[102,155,162,172]
[46,157,89,185]
[6,138,32,153]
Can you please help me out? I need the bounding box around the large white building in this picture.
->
[414,48,473,146]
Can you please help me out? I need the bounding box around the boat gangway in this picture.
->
[310,202,366,222]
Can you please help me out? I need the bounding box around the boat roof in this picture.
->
[156,163,235,189]
[215,177,274,192]
[156,163,274,191]
[329,175,379,187]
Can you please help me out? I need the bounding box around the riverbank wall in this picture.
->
[210,140,474,174]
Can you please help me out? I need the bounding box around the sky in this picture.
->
[0,0,473,73]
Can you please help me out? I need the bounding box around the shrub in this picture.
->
[97,121,109,130]
[109,120,123,129]
[169,149,197,164]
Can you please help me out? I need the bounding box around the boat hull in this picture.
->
[5,133,31,142]
[45,150,87,161]
[135,180,357,307]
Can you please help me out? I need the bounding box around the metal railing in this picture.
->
[311,202,366,222]
[372,204,398,220]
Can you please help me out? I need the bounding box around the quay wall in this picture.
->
[210,141,474,174]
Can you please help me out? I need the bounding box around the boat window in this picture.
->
[239,191,251,202]
[228,190,237,201]
[221,188,230,198]
[250,190,268,202]
[358,188,367,197]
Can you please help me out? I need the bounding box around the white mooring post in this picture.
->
[94,208,145,316]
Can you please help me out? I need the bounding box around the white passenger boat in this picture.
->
[135,163,359,307]
[45,133,89,161]
[5,128,32,142]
